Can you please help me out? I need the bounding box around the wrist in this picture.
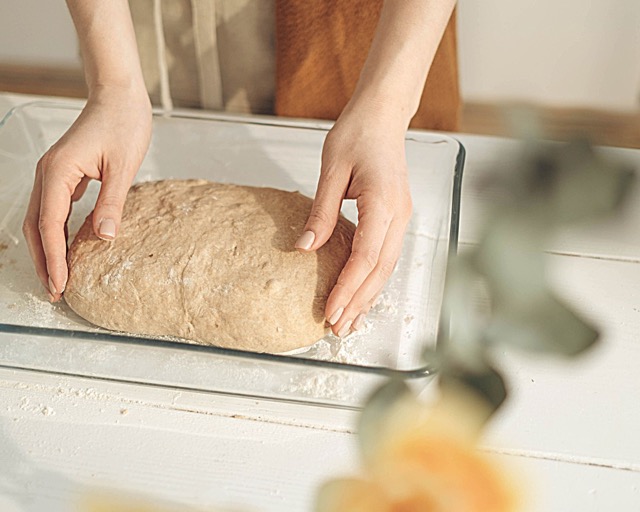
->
[83,56,147,100]
[87,75,147,97]
[340,90,413,134]
[88,82,151,111]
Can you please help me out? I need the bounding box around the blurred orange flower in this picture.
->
[80,492,236,512]
[316,389,519,512]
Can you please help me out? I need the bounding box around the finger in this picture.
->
[22,161,51,296]
[352,312,368,332]
[332,218,407,337]
[325,199,393,327]
[295,165,350,253]
[92,168,133,241]
[39,167,81,301]
[71,175,91,202]
[64,196,74,243]
[336,291,381,333]
[352,291,383,332]
[68,176,90,242]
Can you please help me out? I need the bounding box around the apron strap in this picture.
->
[191,0,224,110]
[153,0,174,112]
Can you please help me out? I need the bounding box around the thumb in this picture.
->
[295,166,350,252]
[92,171,133,241]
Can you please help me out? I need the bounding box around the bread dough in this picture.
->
[65,180,355,353]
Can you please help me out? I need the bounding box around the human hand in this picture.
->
[295,106,413,337]
[22,85,152,302]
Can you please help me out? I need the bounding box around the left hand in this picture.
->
[295,105,413,337]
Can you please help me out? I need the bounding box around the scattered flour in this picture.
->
[7,292,95,331]
[302,325,373,365]
[18,396,55,416]
[283,371,361,402]
[371,292,399,317]
[12,293,59,325]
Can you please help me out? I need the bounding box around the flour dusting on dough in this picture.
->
[65,180,356,354]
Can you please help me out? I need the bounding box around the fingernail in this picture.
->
[48,276,57,296]
[353,313,366,331]
[338,320,352,338]
[295,231,315,251]
[47,292,56,303]
[98,218,116,240]
[328,307,344,326]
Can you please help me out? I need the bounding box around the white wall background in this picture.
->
[457,0,640,112]
[0,1,79,66]
[0,0,639,112]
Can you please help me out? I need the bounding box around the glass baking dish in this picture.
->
[0,101,464,408]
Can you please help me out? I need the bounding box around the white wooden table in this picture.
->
[1,93,639,512]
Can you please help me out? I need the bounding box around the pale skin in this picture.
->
[23,0,456,337]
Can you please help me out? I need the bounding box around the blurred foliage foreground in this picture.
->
[316,137,636,512]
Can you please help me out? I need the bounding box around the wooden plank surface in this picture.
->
[0,370,357,512]
[1,367,639,512]
[456,134,640,260]
[484,255,640,465]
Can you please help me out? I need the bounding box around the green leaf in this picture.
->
[441,254,488,366]
[509,139,636,225]
[421,346,443,370]
[439,360,508,420]
[475,216,547,305]
[545,140,636,224]
[487,291,599,356]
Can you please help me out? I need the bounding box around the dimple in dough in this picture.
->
[65,180,355,353]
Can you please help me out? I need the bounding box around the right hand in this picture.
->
[22,85,152,302]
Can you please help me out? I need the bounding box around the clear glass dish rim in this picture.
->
[0,100,465,379]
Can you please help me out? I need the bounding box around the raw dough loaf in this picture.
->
[65,180,355,353]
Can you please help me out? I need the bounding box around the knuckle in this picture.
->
[35,157,45,176]
[308,205,334,227]
[97,193,124,212]
[321,129,339,153]
[376,201,395,220]
[351,247,379,271]
[38,216,62,235]
[402,195,414,219]
[346,295,367,313]
[38,152,53,170]
[319,164,344,184]
[387,187,412,213]
[40,148,64,173]
[377,189,412,223]
[377,259,397,281]
[22,219,34,237]
[330,273,356,300]
[39,148,81,188]
[399,206,412,224]
[333,271,349,290]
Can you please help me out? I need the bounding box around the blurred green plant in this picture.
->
[316,133,636,511]
[436,137,635,414]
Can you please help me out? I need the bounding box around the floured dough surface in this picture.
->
[65,180,355,353]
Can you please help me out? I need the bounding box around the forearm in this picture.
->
[346,0,457,128]
[66,0,146,95]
